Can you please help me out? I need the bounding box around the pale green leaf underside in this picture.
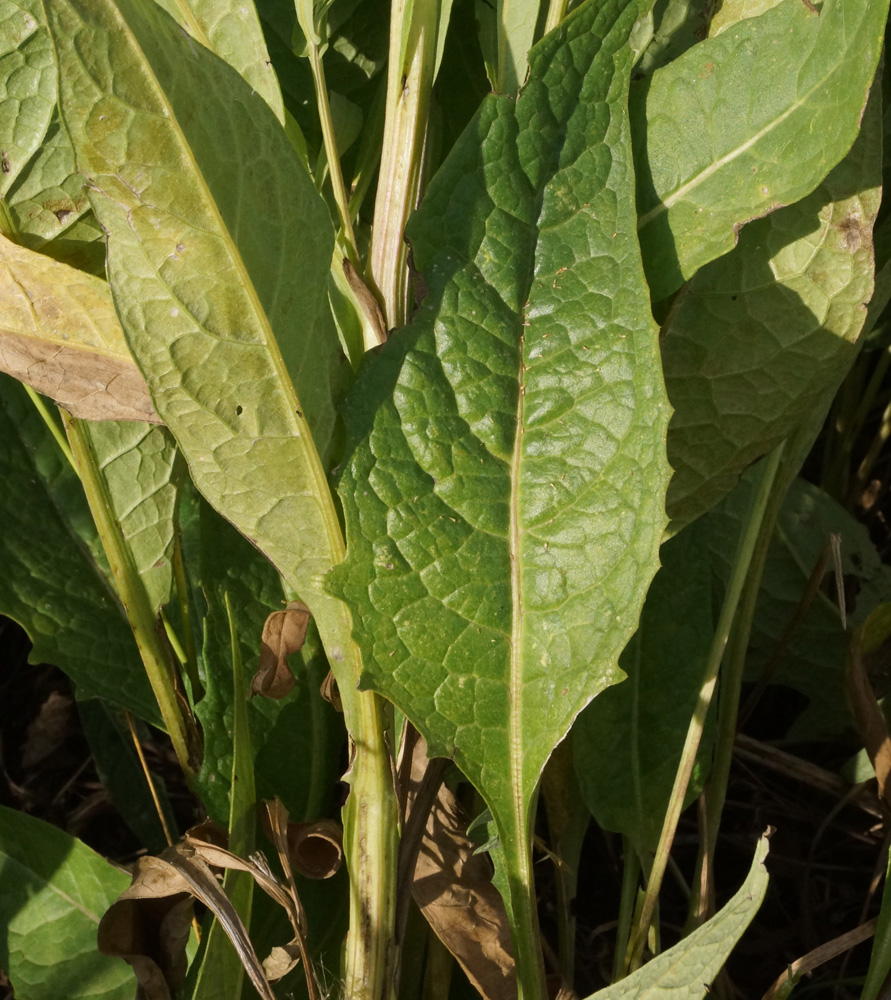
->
[588,833,770,999]
[335,0,670,836]
[0,805,134,1000]
[663,81,882,530]
[46,0,348,611]
[0,373,159,722]
[84,421,180,614]
[152,0,285,123]
[637,0,888,300]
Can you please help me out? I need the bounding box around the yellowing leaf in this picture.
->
[0,235,158,422]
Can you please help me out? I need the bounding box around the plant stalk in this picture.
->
[295,0,359,261]
[61,411,199,778]
[624,443,785,975]
[313,598,399,1000]
[690,463,789,921]
[367,0,441,329]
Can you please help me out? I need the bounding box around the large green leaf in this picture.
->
[45,0,350,622]
[587,833,770,999]
[662,80,882,529]
[708,475,891,740]
[636,0,888,300]
[152,0,284,122]
[0,805,134,1000]
[333,0,670,957]
[0,373,158,721]
[573,520,715,857]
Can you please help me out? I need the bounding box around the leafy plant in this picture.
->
[0,0,889,997]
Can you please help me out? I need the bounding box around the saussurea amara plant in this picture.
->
[0,0,890,997]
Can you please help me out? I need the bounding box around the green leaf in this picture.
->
[573,520,715,857]
[662,78,882,530]
[152,0,285,123]
[45,0,350,618]
[587,832,770,999]
[635,0,707,78]
[0,0,55,197]
[496,0,539,94]
[333,0,670,977]
[81,421,182,614]
[0,0,103,272]
[636,0,888,300]
[191,493,342,825]
[0,804,134,1000]
[0,373,159,722]
[708,475,891,740]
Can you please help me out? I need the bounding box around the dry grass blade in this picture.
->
[100,845,277,1000]
[261,798,319,997]
[251,601,312,698]
[760,918,877,999]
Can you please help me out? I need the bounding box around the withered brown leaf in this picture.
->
[251,601,311,699]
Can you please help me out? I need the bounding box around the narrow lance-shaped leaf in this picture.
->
[587,833,770,1000]
[333,0,670,977]
[636,0,888,300]
[44,0,349,621]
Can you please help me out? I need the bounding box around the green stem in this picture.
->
[23,386,76,472]
[691,458,788,920]
[613,840,640,983]
[367,0,441,329]
[171,531,202,699]
[544,0,569,34]
[624,443,785,975]
[503,795,548,1000]
[62,411,198,779]
[306,41,359,262]
[313,598,399,1000]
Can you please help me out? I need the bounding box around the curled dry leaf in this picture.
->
[250,600,311,699]
[0,234,160,423]
[404,739,516,1000]
[98,893,193,1000]
[100,845,277,1000]
[287,819,344,879]
[319,668,342,711]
